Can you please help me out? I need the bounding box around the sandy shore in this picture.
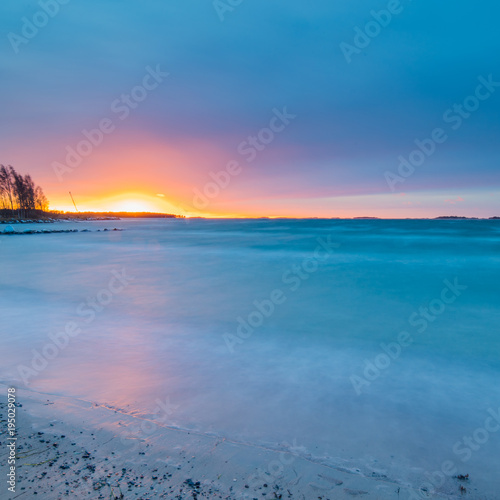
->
[0,384,468,499]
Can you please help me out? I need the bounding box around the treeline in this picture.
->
[61,212,183,219]
[0,165,48,218]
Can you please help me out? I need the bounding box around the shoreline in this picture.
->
[0,385,434,500]
[1,216,499,225]
[0,227,123,236]
[0,217,120,224]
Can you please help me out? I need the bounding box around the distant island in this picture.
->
[434,216,500,220]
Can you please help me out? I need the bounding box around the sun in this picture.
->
[111,199,156,212]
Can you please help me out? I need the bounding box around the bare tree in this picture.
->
[35,186,48,211]
[0,165,49,218]
[0,165,15,212]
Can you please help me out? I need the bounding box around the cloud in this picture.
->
[444,197,465,205]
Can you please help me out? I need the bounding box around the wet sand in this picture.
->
[0,384,434,500]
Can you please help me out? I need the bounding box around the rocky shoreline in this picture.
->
[0,217,120,224]
[1,226,123,235]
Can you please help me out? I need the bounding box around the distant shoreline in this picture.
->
[1,213,499,224]
[0,210,183,223]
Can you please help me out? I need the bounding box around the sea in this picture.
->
[1,218,499,498]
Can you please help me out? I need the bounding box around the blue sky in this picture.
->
[1,0,499,216]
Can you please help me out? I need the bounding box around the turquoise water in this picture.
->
[1,218,499,497]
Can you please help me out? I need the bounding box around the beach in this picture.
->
[0,385,443,499]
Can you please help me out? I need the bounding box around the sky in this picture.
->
[1,0,499,218]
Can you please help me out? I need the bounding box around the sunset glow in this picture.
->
[2,2,499,219]
[2,2,500,498]
[50,192,184,215]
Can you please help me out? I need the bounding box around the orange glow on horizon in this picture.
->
[47,187,499,220]
[50,192,186,215]
[20,131,495,220]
